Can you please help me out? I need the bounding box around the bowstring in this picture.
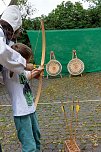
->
[31,23,41,93]
[33,25,41,57]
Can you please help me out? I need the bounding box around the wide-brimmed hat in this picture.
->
[1,5,22,32]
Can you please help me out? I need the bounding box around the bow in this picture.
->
[34,20,46,108]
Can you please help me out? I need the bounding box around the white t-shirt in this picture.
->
[2,68,35,116]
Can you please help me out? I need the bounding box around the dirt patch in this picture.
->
[0,72,101,151]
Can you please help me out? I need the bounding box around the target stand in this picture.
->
[46,51,62,79]
[67,50,84,77]
[64,139,80,152]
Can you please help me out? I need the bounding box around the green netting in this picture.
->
[27,28,101,76]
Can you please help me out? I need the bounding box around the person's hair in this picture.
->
[0,19,13,40]
[11,43,33,61]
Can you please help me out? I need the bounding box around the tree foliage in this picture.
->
[7,0,101,45]
[9,0,26,5]
[42,0,101,29]
[82,0,101,5]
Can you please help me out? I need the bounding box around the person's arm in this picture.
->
[0,28,26,74]
[0,39,26,74]
[0,28,34,73]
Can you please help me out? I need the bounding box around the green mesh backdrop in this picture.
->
[27,28,101,76]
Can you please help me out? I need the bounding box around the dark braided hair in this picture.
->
[0,19,13,42]
[0,19,14,72]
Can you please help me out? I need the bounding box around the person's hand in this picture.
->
[26,63,34,71]
[37,66,44,72]
[34,66,44,79]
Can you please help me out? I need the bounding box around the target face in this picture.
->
[46,60,62,76]
[67,58,84,75]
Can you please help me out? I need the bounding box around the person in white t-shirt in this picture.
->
[2,43,43,152]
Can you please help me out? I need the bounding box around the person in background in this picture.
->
[2,43,43,152]
[0,5,33,151]
[0,5,33,74]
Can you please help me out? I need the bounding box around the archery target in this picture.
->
[46,60,62,76]
[67,58,84,75]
